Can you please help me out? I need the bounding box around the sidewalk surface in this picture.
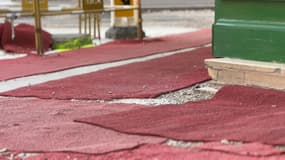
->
[1,9,285,160]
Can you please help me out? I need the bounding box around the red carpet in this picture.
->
[1,22,52,54]
[2,47,212,100]
[0,29,211,81]
[76,85,285,145]
[0,24,4,47]
[0,98,164,154]
[196,142,283,157]
[3,143,284,160]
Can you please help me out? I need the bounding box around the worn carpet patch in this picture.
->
[0,98,164,154]
[7,143,285,160]
[0,29,211,81]
[2,47,212,100]
[76,85,285,145]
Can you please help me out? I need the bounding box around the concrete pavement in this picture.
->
[16,0,214,9]
[103,0,215,9]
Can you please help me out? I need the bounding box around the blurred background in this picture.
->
[3,0,214,38]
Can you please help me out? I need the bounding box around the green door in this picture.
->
[214,0,285,63]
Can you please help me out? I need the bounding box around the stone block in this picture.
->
[207,67,218,80]
[245,72,285,90]
[217,69,245,85]
[205,58,285,90]
[105,26,145,40]
[205,58,281,73]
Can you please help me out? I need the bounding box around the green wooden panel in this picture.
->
[214,0,285,62]
[216,0,285,22]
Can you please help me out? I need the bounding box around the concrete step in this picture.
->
[205,58,285,90]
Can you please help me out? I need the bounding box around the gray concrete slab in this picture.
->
[12,0,214,9]
[104,0,215,9]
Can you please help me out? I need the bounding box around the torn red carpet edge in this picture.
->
[0,29,211,81]
[0,98,164,154]
[1,22,52,54]
[2,47,212,100]
[195,142,283,157]
[4,143,285,160]
[76,85,285,145]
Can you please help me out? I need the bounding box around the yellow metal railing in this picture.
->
[22,0,48,11]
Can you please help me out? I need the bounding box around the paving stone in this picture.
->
[206,58,285,90]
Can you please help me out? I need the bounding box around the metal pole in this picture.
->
[93,13,97,39]
[136,0,143,40]
[88,13,91,36]
[33,0,43,55]
[84,13,87,34]
[78,0,82,34]
[96,14,101,40]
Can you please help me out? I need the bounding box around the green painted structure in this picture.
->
[213,0,285,63]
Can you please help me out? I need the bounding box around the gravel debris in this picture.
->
[0,148,8,153]
[109,81,223,106]
[276,145,285,151]
[1,152,39,160]
[16,153,38,159]
[110,98,178,106]
[157,81,223,104]
[220,139,244,146]
[166,140,204,148]
[0,148,8,156]
[166,139,245,148]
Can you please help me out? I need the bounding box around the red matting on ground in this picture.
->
[1,22,52,54]
[2,47,212,100]
[0,29,211,81]
[76,85,285,145]
[2,143,284,160]
[195,142,283,157]
[0,98,164,154]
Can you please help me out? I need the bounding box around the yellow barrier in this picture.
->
[82,0,104,10]
[115,0,134,17]
[22,0,48,11]
[80,0,104,39]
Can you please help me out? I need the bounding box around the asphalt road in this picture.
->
[10,0,214,9]
[104,0,215,9]
[142,0,214,9]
